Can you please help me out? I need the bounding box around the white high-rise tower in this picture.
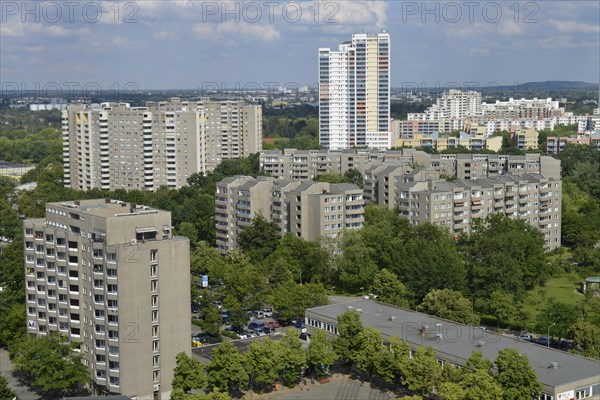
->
[319,32,391,150]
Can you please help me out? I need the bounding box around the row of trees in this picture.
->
[172,329,336,399]
[334,310,542,400]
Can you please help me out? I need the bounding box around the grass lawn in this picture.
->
[522,272,587,325]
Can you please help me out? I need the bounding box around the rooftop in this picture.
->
[47,199,161,218]
[306,299,600,389]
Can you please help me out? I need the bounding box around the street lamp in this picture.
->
[547,322,556,348]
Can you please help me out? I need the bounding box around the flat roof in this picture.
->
[47,199,161,218]
[306,299,600,389]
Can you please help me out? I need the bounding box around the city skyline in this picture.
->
[1,1,599,90]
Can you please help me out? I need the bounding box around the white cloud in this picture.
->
[539,35,599,49]
[154,31,176,39]
[549,20,600,34]
[193,21,280,43]
[497,20,524,37]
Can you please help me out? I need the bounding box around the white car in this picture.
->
[238,333,248,340]
[262,308,273,317]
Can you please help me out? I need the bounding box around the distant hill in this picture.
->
[499,81,598,91]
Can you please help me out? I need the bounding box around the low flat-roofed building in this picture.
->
[306,299,600,400]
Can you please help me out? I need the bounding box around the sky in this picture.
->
[1,0,599,92]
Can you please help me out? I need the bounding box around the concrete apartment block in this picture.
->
[24,199,190,399]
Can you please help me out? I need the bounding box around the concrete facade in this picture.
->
[62,98,262,191]
[24,199,190,399]
[215,177,364,253]
[395,174,562,249]
[319,32,391,149]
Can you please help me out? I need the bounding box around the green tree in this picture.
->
[438,382,466,400]
[277,329,307,387]
[462,215,548,300]
[272,281,328,322]
[494,349,541,400]
[536,299,578,341]
[244,339,281,392]
[238,214,280,262]
[205,342,248,394]
[568,321,600,357]
[228,308,251,332]
[172,352,205,394]
[0,303,25,347]
[0,375,17,400]
[369,268,409,307]
[487,291,517,328]
[344,168,363,188]
[402,346,441,395]
[420,289,479,325]
[307,329,337,379]
[458,352,503,400]
[10,333,89,398]
[355,327,387,378]
[334,310,365,367]
[201,306,223,337]
[336,231,378,291]
[177,221,199,246]
[377,336,410,384]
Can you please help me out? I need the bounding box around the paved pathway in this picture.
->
[0,348,41,400]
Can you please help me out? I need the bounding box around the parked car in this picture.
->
[534,336,550,346]
[294,322,307,333]
[248,321,266,331]
[518,334,533,341]
[253,310,265,319]
[238,332,248,340]
[266,321,280,329]
[256,329,266,336]
[299,332,309,341]
[247,330,258,338]
[262,308,273,317]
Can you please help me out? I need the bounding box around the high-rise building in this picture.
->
[215,177,364,253]
[62,98,262,191]
[319,32,391,150]
[24,199,190,399]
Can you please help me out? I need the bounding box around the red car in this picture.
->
[266,321,280,329]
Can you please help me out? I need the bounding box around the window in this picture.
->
[150,249,158,262]
[152,295,158,307]
[107,299,118,308]
[151,280,158,292]
[153,370,160,382]
[107,268,117,277]
[94,294,104,303]
[106,253,116,262]
[109,376,119,386]
[152,325,159,337]
[108,345,118,354]
[96,369,106,378]
[152,340,159,352]
[95,309,105,318]
[152,310,159,322]
[109,361,119,370]
[96,339,105,348]
[150,265,157,277]
[153,355,159,367]
[94,279,104,288]
[107,284,117,293]
[96,354,106,363]
[108,315,118,324]
[95,324,105,334]
[108,330,119,340]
